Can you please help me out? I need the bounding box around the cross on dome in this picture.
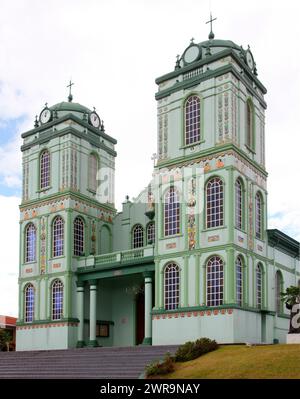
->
[206,12,217,40]
[67,80,74,102]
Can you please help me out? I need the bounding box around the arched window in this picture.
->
[206,177,224,228]
[132,224,144,248]
[164,187,180,236]
[52,279,63,320]
[207,256,224,306]
[246,100,254,149]
[24,283,34,323]
[147,222,155,244]
[255,192,263,239]
[40,150,50,189]
[53,216,64,257]
[185,95,201,145]
[74,217,84,256]
[256,263,263,308]
[89,153,98,192]
[25,223,36,263]
[235,178,244,230]
[275,271,283,314]
[236,256,243,306]
[164,263,180,310]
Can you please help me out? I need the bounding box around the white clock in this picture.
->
[183,45,200,64]
[40,108,52,124]
[89,111,101,128]
[246,50,254,70]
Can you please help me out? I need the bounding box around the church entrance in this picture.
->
[135,289,145,345]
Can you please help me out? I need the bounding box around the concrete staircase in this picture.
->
[0,345,178,379]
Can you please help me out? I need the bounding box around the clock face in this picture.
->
[184,45,200,64]
[40,108,52,124]
[246,51,254,70]
[90,112,101,128]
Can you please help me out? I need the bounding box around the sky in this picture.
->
[0,0,299,316]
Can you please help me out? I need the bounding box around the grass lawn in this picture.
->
[165,344,300,379]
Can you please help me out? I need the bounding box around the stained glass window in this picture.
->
[25,283,34,323]
[164,263,180,310]
[53,216,64,257]
[132,224,144,248]
[206,177,224,228]
[52,279,63,320]
[74,217,84,256]
[207,256,224,306]
[235,178,243,230]
[25,223,36,263]
[185,95,200,145]
[255,192,262,239]
[164,187,180,236]
[236,256,243,306]
[40,150,50,189]
[147,222,155,244]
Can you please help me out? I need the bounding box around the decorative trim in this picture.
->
[152,308,234,320]
[20,192,115,219]
[156,145,267,179]
[16,318,79,330]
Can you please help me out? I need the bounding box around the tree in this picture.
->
[281,286,300,334]
[0,329,13,352]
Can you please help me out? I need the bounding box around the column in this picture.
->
[88,280,98,347]
[76,281,85,348]
[142,271,153,345]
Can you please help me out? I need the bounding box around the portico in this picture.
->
[76,247,154,347]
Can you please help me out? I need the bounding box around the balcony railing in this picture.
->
[77,246,154,269]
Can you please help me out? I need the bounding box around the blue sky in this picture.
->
[0,117,24,196]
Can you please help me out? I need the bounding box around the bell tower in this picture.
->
[152,20,269,344]
[16,86,117,351]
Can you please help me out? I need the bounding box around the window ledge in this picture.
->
[235,227,247,234]
[49,255,65,260]
[37,186,52,193]
[202,225,227,233]
[160,233,183,240]
[180,140,205,150]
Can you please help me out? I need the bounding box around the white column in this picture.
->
[88,280,98,347]
[143,272,153,345]
[76,281,85,347]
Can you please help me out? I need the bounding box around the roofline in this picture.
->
[21,113,117,145]
[267,229,300,258]
[155,48,267,95]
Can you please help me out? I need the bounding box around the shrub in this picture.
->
[175,337,219,362]
[145,352,175,377]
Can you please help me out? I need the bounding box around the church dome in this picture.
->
[50,101,91,114]
[198,39,241,52]
[179,37,244,68]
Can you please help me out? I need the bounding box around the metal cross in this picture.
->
[67,80,74,102]
[206,12,217,39]
[190,37,194,44]
[206,12,217,31]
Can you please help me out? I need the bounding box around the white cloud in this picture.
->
[0,195,20,317]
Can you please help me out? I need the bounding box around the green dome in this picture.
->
[50,101,91,114]
[198,39,242,52]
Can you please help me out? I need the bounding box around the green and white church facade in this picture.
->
[16,30,299,351]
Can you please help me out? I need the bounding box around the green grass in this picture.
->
[164,345,300,379]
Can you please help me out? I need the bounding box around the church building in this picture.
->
[16,24,299,351]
